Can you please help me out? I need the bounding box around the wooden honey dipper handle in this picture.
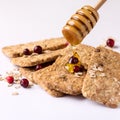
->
[94,0,107,11]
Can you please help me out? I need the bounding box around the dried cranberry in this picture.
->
[73,66,81,72]
[6,76,14,84]
[34,45,42,54]
[73,65,85,73]
[23,48,31,55]
[106,38,115,48]
[35,64,42,71]
[79,65,85,72]
[64,42,69,47]
[69,56,78,64]
[20,78,29,88]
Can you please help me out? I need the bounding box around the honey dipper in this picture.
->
[62,0,107,45]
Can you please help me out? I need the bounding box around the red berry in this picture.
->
[34,45,42,54]
[35,64,42,71]
[23,48,31,55]
[64,42,69,47]
[79,65,85,72]
[69,56,78,64]
[73,66,81,72]
[20,78,29,88]
[6,76,14,84]
[73,65,85,73]
[106,38,115,48]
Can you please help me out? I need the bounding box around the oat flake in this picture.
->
[12,92,19,95]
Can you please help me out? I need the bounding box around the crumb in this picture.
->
[15,85,21,89]
[12,92,19,95]
[29,82,34,86]
[8,84,13,87]
[14,80,20,84]
[0,76,3,81]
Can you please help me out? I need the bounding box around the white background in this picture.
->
[0,0,120,120]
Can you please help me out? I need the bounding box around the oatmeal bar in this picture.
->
[82,47,120,108]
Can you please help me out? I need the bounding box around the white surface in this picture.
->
[0,0,120,120]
